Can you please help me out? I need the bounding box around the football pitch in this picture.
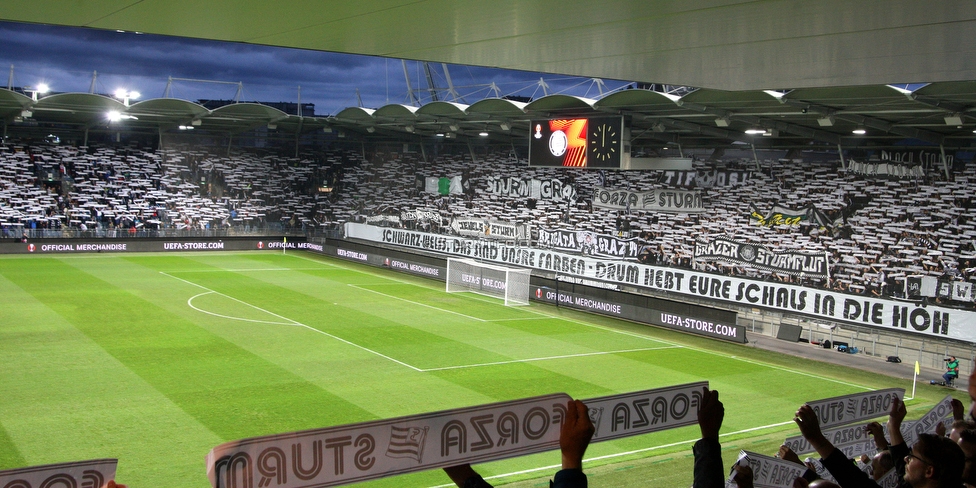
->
[0,251,960,487]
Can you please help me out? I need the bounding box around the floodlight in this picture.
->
[366,127,375,133]
[714,117,730,127]
[36,83,49,94]
[817,116,834,127]
[106,111,122,122]
[191,119,202,126]
[267,123,277,130]
[744,129,766,135]
[499,123,511,131]
[945,114,963,125]
[852,128,866,135]
[449,124,459,131]
[479,131,489,137]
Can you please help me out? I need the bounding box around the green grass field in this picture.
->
[0,251,966,487]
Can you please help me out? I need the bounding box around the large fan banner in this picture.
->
[694,237,829,278]
[484,176,578,202]
[537,228,643,260]
[591,188,704,213]
[0,459,118,488]
[206,383,707,488]
[659,170,751,188]
[346,223,976,342]
[450,219,528,240]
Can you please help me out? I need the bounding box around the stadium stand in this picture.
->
[5,139,976,310]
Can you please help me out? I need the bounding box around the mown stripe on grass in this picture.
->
[2,257,375,441]
[0,422,27,469]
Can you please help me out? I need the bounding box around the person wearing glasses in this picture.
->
[793,396,964,488]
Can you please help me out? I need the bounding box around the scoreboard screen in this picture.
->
[528,116,623,168]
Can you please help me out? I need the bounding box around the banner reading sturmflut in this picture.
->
[0,459,118,488]
[592,188,703,213]
[206,384,708,488]
[694,237,829,278]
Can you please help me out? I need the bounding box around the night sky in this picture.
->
[0,21,632,116]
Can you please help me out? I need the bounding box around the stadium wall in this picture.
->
[0,236,307,254]
[315,237,746,343]
[6,234,969,374]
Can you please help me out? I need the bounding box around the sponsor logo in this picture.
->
[337,249,368,261]
[163,242,225,251]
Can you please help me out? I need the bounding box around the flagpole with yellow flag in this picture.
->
[909,360,920,400]
[283,236,287,255]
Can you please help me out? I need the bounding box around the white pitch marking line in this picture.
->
[159,271,424,372]
[520,308,872,390]
[348,284,488,322]
[427,420,798,488]
[233,253,874,390]
[485,317,552,322]
[168,267,325,273]
[187,292,296,325]
[420,346,682,372]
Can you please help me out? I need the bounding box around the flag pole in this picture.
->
[283,236,287,255]
[909,360,920,400]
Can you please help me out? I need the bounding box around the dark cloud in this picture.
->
[0,21,633,115]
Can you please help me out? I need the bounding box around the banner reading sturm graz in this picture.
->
[206,383,707,488]
[592,188,703,213]
[694,237,829,278]
[537,228,642,260]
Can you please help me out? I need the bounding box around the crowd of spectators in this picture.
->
[440,379,975,488]
[0,142,358,239]
[329,147,976,306]
[3,139,975,306]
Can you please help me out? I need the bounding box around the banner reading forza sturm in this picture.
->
[346,223,976,343]
[0,459,117,488]
[591,188,704,213]
[694,237,829,278]
[206,384,707,488]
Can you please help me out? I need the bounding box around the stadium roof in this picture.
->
[2,1,974,91]
[1,2,976,151]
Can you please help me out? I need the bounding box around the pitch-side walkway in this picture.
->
[748,335,969,393]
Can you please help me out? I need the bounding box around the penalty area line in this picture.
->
[420,345,681,372]
[159,271,424,372]
[348,284,488,322]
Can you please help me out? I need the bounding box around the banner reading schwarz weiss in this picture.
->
[694,237,829,278]
[345,223,976,343]
[206,383,707,488]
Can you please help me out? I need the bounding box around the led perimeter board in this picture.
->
[529,116,624,168]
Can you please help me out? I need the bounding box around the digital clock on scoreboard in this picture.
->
[529,116,623,168]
